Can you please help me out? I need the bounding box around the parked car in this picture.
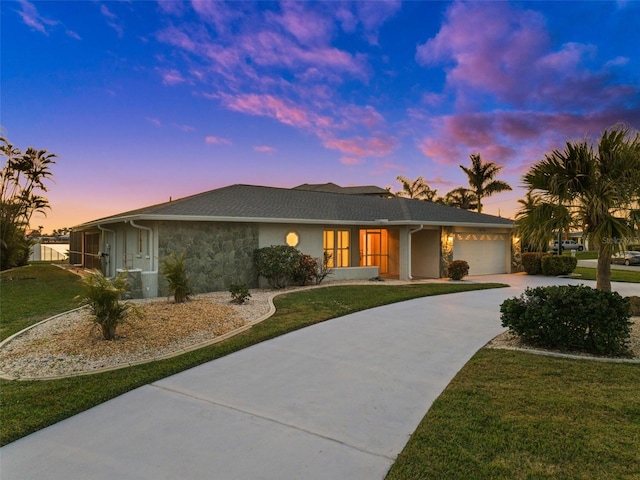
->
[611,251,640,266]
[550,240,584,252]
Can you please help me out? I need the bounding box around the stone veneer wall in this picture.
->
[440,226,454,277]
[157,221,259,295]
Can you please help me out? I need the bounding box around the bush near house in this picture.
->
[447,260,469,281]
[76,270,136,340]
[500,285,632,356]
[254,245,302,288]
[229,282,251,304]
[521,252,544,274]
[541,255,577,276]
[161,251,192,303]
[290,254,317,286]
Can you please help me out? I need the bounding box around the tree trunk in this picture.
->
[596,243,612,292]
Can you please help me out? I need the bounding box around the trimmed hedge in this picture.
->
[500,285,632,356]
[522,252,544,274]
[541,255,577,276]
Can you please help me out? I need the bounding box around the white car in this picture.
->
[551,240,584,252]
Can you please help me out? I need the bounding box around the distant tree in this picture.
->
[443,187,478,210]
[519,124,640,291]
[396,175,438,201]
[459,154,512,213]
[1,137,57,270]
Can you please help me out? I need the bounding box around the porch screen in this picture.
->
[323,230,350,267]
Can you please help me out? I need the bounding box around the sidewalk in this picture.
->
[1,274,637,480]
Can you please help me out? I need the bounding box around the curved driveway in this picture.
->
[2,274,638,480]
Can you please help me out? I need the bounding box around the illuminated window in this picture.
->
[323,230,350,267]
[285,231,299,247]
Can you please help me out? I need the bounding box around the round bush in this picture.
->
[500,285,632,356]
[447,260,469,280]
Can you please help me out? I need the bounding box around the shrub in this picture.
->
[447,260,469,280]
[76,270,135,340]
[229,282,251,304]
[290,254,317,286]
[312,252,333,285]
[500,285,631,356]
[629,296,640,316]
[254,245,302,288]
[161,251,192,303]
[521,252,544,275]
[541,255,577,276]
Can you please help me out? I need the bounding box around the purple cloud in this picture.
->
[16,0,58,35]
[205,136,232,145]
[416,1,638,112]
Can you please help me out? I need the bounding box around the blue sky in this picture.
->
[2,0,639,232]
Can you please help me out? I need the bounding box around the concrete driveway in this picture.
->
[1,274,637,480]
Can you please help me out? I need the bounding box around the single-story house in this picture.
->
[70,184,518,298]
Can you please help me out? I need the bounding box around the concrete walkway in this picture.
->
[1,274,638,480]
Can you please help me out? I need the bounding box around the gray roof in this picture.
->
[293,182,392,196]
[77,184,513,228]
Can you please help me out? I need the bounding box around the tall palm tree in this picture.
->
[520,124,640,291]
[396,175,438,201]
[443,187,478,210]
[459,153,512,213]
[515,190,573,252]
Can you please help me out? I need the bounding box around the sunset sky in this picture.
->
[3,0,639,233]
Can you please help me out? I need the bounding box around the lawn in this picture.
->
[0,264,505,446]
[386,349,640,480]
[573,266,640,283]
[0,264,84,340]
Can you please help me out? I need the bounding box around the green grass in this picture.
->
[386,349,640,480]
[571,251,599,260]
[1,264,84,340]
[573,266,640,283]
[0,273,505,446]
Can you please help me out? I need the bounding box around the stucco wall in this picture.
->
[411,229,440,278]
[157,221,259,295]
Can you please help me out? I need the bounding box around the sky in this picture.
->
[2,0,639,233]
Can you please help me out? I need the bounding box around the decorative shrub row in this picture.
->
[521,252,577,276]
[541,255,577,276]
[447,260,469,280]
[500,285,632,356]
[253,246,332,289]
[521,252,544,274]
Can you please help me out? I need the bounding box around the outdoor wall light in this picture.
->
[285,231,299,247]
[447,234,454,243]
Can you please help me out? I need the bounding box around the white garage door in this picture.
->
[452,233,507,275]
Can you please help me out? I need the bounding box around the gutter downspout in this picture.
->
[408,225,424,280]
[128,220,156,272]
[97,224,115,276]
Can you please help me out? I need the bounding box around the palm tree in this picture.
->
[459,154,512,213]
[396,175,438,201]
[443,187,478,210]
[520,125,640,291]
[515,190,573,253]
[1,137,57,269]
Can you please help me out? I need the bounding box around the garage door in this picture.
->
[452,233,507,275]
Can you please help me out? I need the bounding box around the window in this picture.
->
[323,230,350,267]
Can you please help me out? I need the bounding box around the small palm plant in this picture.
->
[161,251,192,303]
[77,270,133,340]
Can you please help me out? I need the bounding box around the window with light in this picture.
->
[323,230,350,267]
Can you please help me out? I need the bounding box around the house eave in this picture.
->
[74,214,514,230]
